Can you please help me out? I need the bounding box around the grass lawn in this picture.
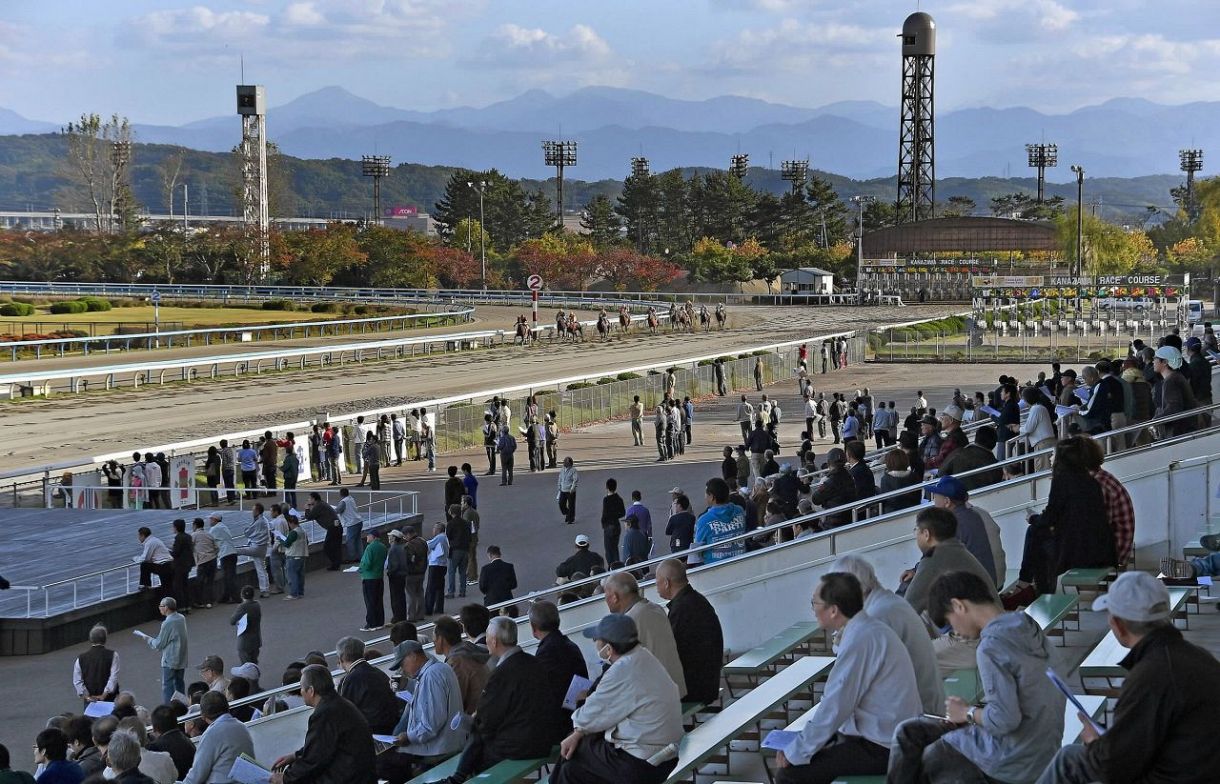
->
[21,305,343,331]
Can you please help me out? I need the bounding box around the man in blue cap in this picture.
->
[927,475,999,587]
[551,614,683,784]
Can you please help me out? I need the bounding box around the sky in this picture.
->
[4,0,1220,125]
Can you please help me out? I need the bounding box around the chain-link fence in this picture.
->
[871,320,1177,364]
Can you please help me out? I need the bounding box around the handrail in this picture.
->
[0,306,473,351]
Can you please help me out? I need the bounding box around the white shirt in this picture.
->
[1019,403,1056,446]
[336,495,360,527]
[73,646,120,698]
[571,646,683,760]
[784,615,922,764]
[862,589,944,715]
[140,536,172,564]
[144,462,163,488]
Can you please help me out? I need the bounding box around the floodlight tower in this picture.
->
[780,160,809,194]
[361,155,391,225]
[729,154,749,180]
[237,84,269,277]
[897,12,936,224]
[542,140,577,229]
[1026,143,1058,203]
[630,157,650,179]
[1180,149,1204,219]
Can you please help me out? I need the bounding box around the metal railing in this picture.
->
[2,488,418,619]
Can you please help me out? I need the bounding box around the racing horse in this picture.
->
[646,307,659,335]
[563,314,585,342]
[714,303,727,330]
[514,316,532,346]
[596,312,613,341]
[697,304,711,333]
[618,306,631,335]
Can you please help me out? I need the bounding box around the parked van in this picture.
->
[1187,300,1204,324]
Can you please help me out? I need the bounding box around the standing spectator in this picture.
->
[73,625,120,707]
[392,414,406,466]
[889,571,1065,784]
[139,597,188,706]
[336,637,401,735]
[1152,345,1198,435]
[753,356,764,390]
[424,523,449,616]
[496,426,516,486]
[444,466,464,510]
[361,432,382,490]
[1036,572,1220,784]
[402,526,428,622]
[271,665,376,784]
[629,395,645,446]
[720,447,738,486]
[736,395,755,442]
[258,432,278,494]
[600,479,626,565]
[103,459,126,509]
[682,396,694,444]
[169,520,194,613]
[190,518,217,609]
[478,545,517,614]
[385,530,409,626]
[235,440,258,499]
[694,478,746,564]
[335,487,362,565]
[358,531,387,632]
[281,447,299,509]
[266,505,288,595]
[481,414,497,476]
[220,440,237,503]
[626,490,654,548]
[325,425,343,486]
[235,504,271,598]
[774,574,921,783]
[557,457,579,524]
[664,495,696,553]
[303,492,341,571]
[462,496,481,584]
[460,463,479,507]
[202,449,220,507]
[180,693,253,784]
[208,513,239,604]
[309,425,327,484]
[136,528,174,597]
[282,513,308,600]
[620,516,650,568]
[654,559,723,706]
[528,601,589,745]
[550,615,682,784]
[230,585,261,665]
[445,505,471,600]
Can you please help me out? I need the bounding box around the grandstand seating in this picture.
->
[1024,593,1080,645]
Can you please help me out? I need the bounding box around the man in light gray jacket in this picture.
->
[888,570,1065,784]
[140,597,188,706]
[182,692,254,784]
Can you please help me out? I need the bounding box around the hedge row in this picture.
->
[0,303,34,316]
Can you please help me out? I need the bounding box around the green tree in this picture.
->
[61,113,134,234]
[803,175,849,247]
[654,170,695,255]
[580,194,622,248]
[346,226,434,288]
[271,222,366,285]
[433,169,550,249]
[1056,208,1155,276]
[940,195,976,217]
[691,170,757,245]
[615,170,659,253]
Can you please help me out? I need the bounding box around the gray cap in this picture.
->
[1094,572,1171,622]
[825,448,846,464]
[582,613,639,647]
[389,640,425,671]
[941,405,964,422]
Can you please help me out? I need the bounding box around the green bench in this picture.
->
[722,621,825,696]
[1078,629,1127,697]
[655,656,836,783]
[1024,593,1080,646]
[1168,586,1192,629]
[1060,567,1115,597]
[943,668,983,703]
[409,751,555,783]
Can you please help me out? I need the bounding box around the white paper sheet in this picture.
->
[83,701,114,717]
[228,754,271,784]
[237,615,248,636]
[396,689,413,704]
[762,729,799,751]
[562,675,593,711]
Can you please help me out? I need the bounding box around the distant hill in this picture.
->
[0,134,1182,226]
[3,86,1217,181]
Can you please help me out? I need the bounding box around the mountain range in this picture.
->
[1,85,1213,186]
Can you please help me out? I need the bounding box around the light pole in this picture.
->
[850,195,874,299]
[1070,165,1084,278]
[182,183,189,230]
[467,180,488,291]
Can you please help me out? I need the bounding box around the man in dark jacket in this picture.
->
[335,637,403,736]
[444,466,465,510]
[720,447,737,486]
[940,426,1003,491]
[442,618,552,782]
[656,559,723,706]
[1037,572,1220,784]
[148,705,195,781]
[528,601,589,745]
[844,441,877,501]
[303,493,342,570]
[771,464,802,517]
[600,479,626,564]
[273,665,376,784]
[170,519,195,613]
[478,546,518,614]
[809,448,857,528]
[385,530,409,625]
[555,536,605,581]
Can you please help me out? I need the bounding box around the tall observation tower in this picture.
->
[897,12,935,224]
[237,84,269,277]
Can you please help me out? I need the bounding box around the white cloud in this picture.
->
[474,23,614,68]
[129,6,271,47]
[703,18,892,76]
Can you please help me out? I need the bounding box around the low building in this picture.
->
[779,267,834,295]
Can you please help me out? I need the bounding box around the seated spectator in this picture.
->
[831,555,943,715]
[888,571,1065,784]
[775,573,921,783]
[844,441,877,500]
[82,717,118,784]
[33,729,82,784]
[926,476,999,586]
[335,637,402,735]
[181,693,254,784]
[196,656,228,695]
[377,643,467,784]
[271,665,377,784]
[528,601,588,745]
[1037,572,1220,784]
[654,559,724,707]
[262,668,305,716]
[0,743,36,784]
[551,615,682,784]
[113,719,174,784]
[940,427,1002,491]
[225,677,256,723]
[1078,434,1135,569]
[441,618,552,783]
[146,707,194,781]
[62,718,102,780]
[600,573,686,696]
[459,604,493,650]
[101,733,150,784]
[878,449,921,514]
[231,662,262,694]
[620,516,650,569]
[423,616,488,717]
[900,507,998,618]
[554,536,605,583]
[808,449,857,529]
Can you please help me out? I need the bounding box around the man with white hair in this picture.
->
[440,617,552,783]
[831,554,943,716]
[601,572,686,697]
[1036,571,1220,784]
[105,732,151,784]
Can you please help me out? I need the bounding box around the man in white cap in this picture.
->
[1152,345,1199,436]
[929,405,968,469]
[554,535,605,583]
[1037,571,1220,784]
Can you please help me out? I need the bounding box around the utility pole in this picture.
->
[851,195,875,298]
[182,183,189,230]
[467,180,488,290]
[542,141,577,230]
